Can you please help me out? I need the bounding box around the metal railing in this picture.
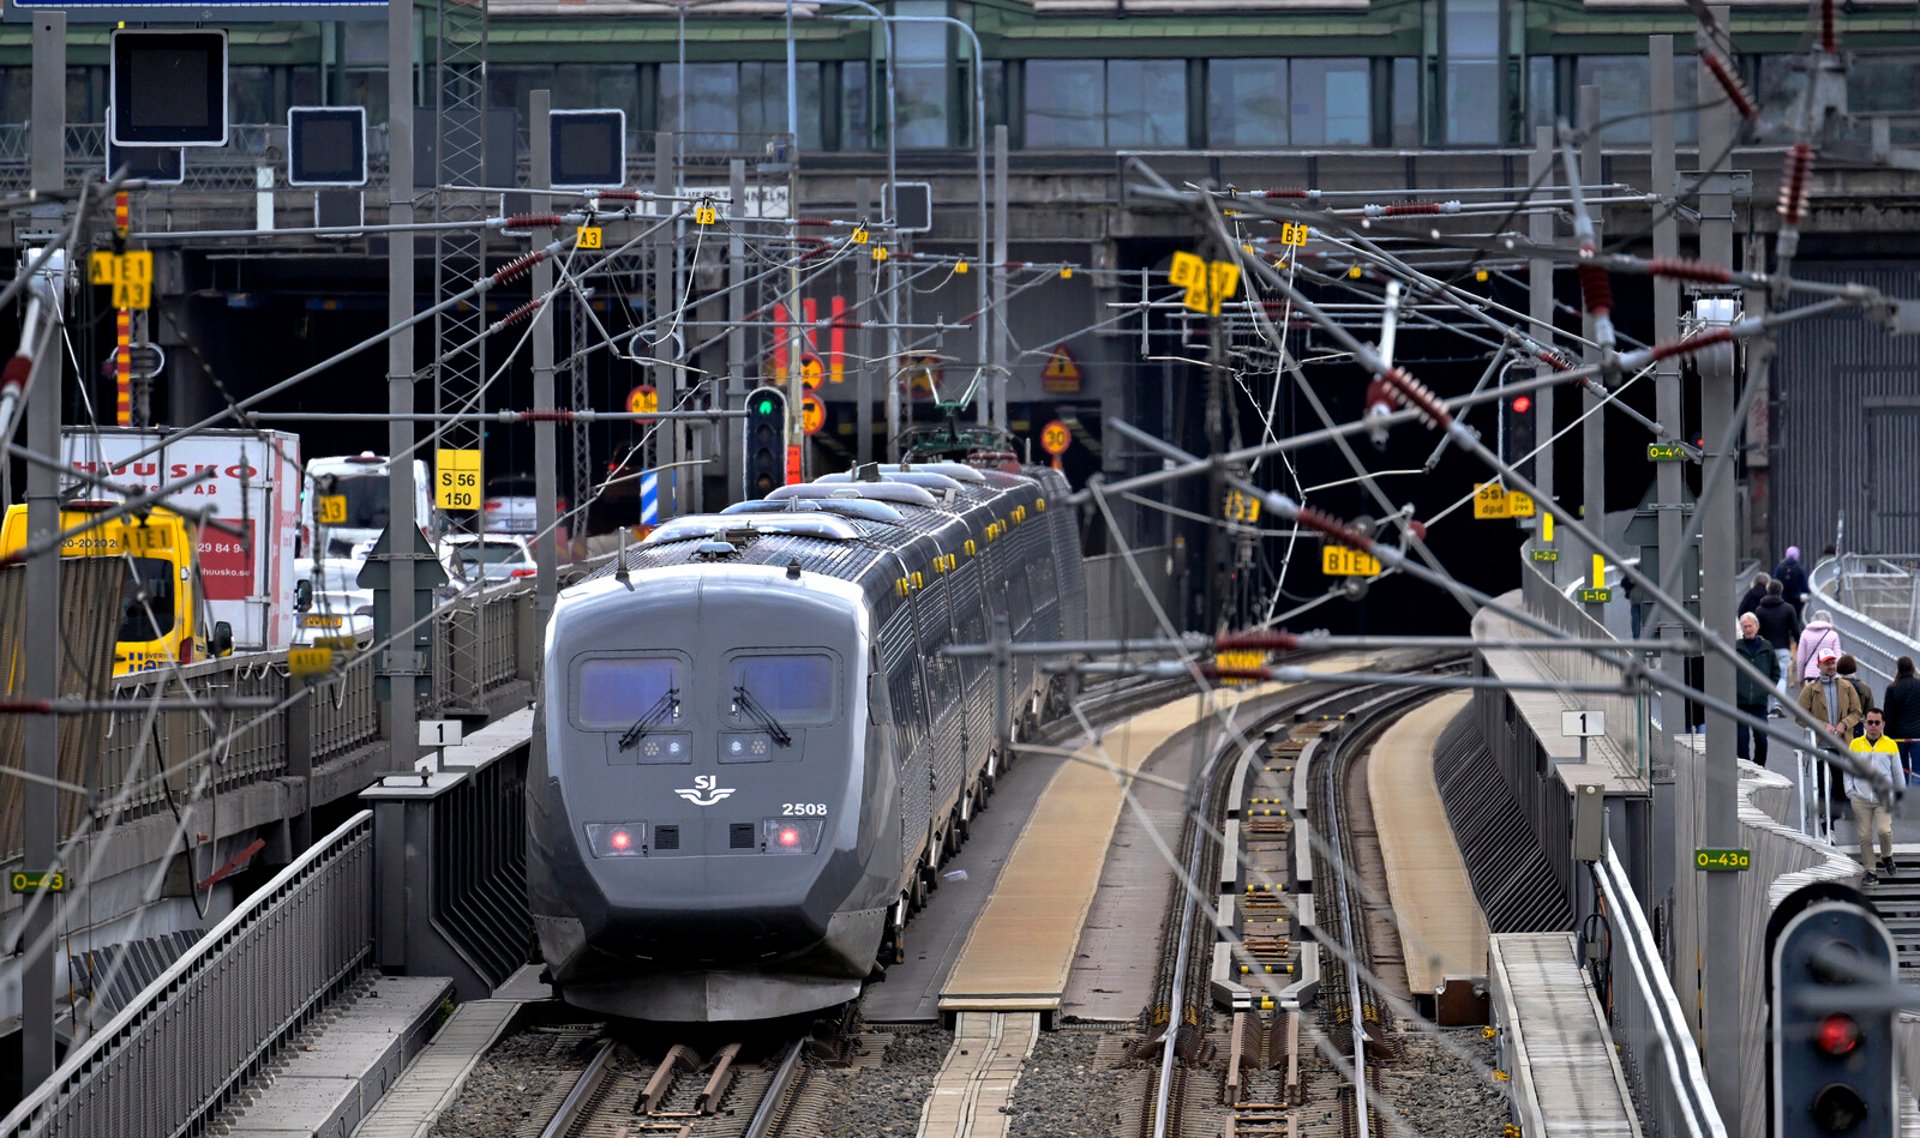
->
[1594,843,1728,1138]
[1808,553,1920,686]
[0,811,375,1138]
[432,587,531,713]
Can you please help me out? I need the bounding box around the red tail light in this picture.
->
[179,640,194,664]
[483,500,502,511]
[510,568,537,578]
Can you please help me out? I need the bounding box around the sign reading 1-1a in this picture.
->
[436,449,482,510]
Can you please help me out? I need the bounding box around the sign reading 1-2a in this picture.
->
[436,449,482,510]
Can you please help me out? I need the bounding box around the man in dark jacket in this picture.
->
[1884,655,1920,784]
[1838,655,1874,736]
[1738,572,1771,619]
[1736,612,1781,765]
[1752,580,1801,699]
[1774,546,1811,619]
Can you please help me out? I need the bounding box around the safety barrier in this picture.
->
[433,587,533,714]
[1807,553,1920,686]
[364,711,534,1001]
[0,812,374,1138]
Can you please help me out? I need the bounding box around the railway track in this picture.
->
[536,1033,804,1138]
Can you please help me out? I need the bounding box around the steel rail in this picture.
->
[540,1037,619,1138]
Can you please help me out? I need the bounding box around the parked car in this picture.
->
[291,557,374,648]
[440,533,537,588]
[482,474,568,551]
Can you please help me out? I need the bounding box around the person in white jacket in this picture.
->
[1795,611,1844,683]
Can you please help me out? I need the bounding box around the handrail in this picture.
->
[1595,843,1729,1138]
[1808,554,1920,686]
[0,811,374,1136]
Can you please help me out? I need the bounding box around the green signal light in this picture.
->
[756,399,775,414]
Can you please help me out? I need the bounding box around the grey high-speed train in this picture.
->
[527,459,1087,1021]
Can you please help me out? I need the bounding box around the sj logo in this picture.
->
[675,774,736,808]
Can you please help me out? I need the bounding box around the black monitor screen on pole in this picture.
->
[110,31,227,147]
[551,110,625,189]
[289,107,368,187]
[105,141,183,186]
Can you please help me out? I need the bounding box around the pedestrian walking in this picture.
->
[1883,656,1920,783]
[1737,572,1771,619]
[1847,708,1903,883]
[1735,612,1781,766]
[1800,651,1864,739]
[1774,546,1811,619]
[1795,610,1844,684]
[1752,580,1801,698]
[1838,654,1874,735]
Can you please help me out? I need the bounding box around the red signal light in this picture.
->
[1816,1014,1861,1056]
[1510,395,1532,414]
[777,826,801,848]
[609,829,633,852]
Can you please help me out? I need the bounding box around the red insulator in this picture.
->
[504,214,567,231]
[0,353,30,391]
[491,251,547,285]
[1378,367,1452,430]
[1650,326,1736,362]
[1648,258,1733,284]
[1778,142,1814,226]
[1382,202,1443,216]
[594,190,642,202]
[1296,505,1376,553]
[494,299,542,328]
[1538,350,1577,371]
[1700,51,1759,120]
[1264,189,1311,199]
[1202,665,1272,683]
[1578,264,1614,318]
[1821,0,1838,53]
[1408,520,1429,543]
[1216,629,1301,652]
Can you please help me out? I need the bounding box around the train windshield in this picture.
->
[729,654,835,725]
[576,657,682,729]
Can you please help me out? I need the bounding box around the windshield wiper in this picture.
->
[617,688,680,751]
[732,685,793,747]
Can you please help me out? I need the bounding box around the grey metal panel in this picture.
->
[1771,262,1920,557]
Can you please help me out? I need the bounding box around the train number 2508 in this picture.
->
[782,803,828,816]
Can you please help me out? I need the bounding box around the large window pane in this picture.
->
[894,1,950,148]
[1527,56,1555,138]
[1209,59,1287,147]
[1575,54,1696,147]
[660,63,741,148]
[1292,58,1370,145]
[1444,0,1499,143]
[1025,59,1104,148]
[1108,60,1186,147]
[553,65,638,123]
[843,61,872,148]
[1393,57,1421,146]
[1849,52,1920,143]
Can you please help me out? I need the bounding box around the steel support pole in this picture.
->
[855,176,875,465]
[1697,12,1743,1127]
[386,0,420,772]
[530,90,557,627]
[1528,126,1555,583]
[991,124,1009,433]
[730,159,750,482]
[1578,87,1605,548]
[20,11,63,1093]
[1650,37,1688,749]
[653,132,679,516]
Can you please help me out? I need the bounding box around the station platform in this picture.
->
[938,658,1359,1019]
[1368,691,1491,1007]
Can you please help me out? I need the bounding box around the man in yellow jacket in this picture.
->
[1847,708,1903,884]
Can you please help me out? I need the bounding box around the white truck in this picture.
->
[292,453,436,648]
[61,426,302,654]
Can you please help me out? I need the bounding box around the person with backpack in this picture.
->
[1774,546,1811,619]
[1752,580,1801,698]
[1838,655,1874,736]
[1883,656,1920,784]
[1795,610,1844,684]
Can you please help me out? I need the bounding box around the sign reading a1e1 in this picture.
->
[1560,710,1606,737]
[436,448,482,511]
[1694,847,1751,872]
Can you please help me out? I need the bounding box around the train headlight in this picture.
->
[585,822,646,857]
[761,817,823,854]
[720,732,778,763]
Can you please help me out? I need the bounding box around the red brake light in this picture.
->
[609,829,632,852]
[777,826,801,848]
[483,500,502,511]
[1816,1014,1861,1056]
[179,640,194,664]
[510,568,537,578]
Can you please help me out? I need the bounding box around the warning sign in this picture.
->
[801,390,825,436]
[1042,346,1081,394]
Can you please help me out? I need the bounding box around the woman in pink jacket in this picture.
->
[1796,611,1844,683]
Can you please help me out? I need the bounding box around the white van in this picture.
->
[300,452,436,560]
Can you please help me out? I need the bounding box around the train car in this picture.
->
[527,459,1087,1021]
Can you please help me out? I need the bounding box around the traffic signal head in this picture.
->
[744,387,788,500]
[1770,896,1895,1137]
[1501,391,1536,482]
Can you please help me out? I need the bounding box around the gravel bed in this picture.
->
[798,1025,950,1137]
[1294,1017,1512,1138]
[429,1025,606,1138]
[1005,1027,1136,1137]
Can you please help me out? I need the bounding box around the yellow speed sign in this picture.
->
[627,385,658,415]
[800,391,826,436]
[1040,420,1071,456]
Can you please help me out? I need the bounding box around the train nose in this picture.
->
[612,905,829,967]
